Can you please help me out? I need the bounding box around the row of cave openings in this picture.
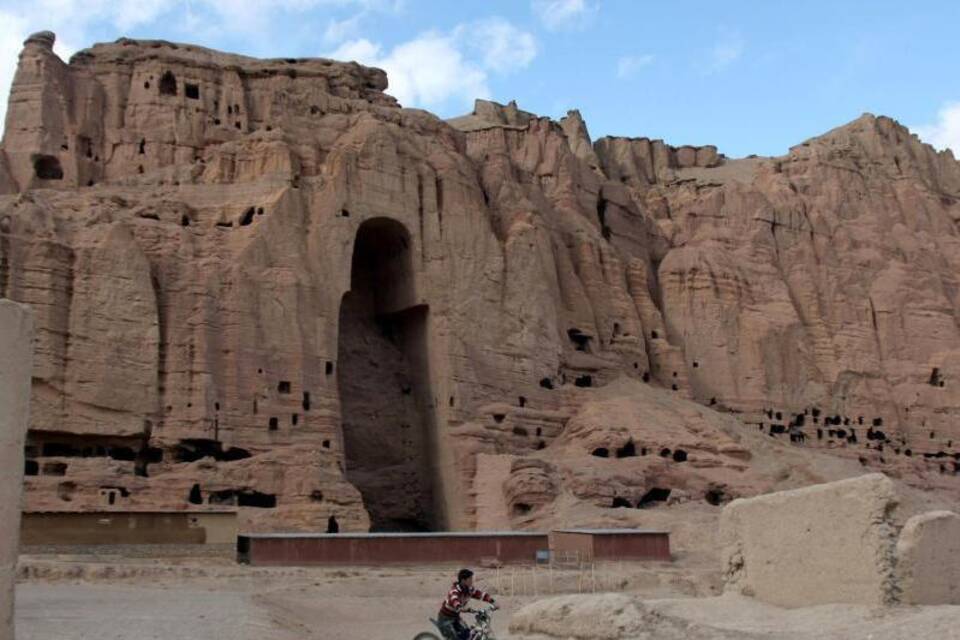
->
[23,436,255,481]
[607,485,727,510]
[590,439,689,463]
[33,134,103,184]
[152,69,306,132]
[562,328,704,394]
[254,368,332,450]
[757,405,960,473]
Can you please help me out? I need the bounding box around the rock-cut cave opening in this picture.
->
[337,217,440,532]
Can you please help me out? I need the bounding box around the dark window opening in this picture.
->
[57,481,76,502]
[637,487,671,508]
[493,414,505,424]
[216,221,233,228]
[235,121,242,130]
[327,516,340,533]
[705,488,726,506]
[326,361,334,375]
[873,417,883,426]
[268,417,279,430]
[302,392,311,411]
[292,413,299,426]
[208,490,237,506]
[671,384,678,391]
[536,440,546,450]
[518,396,527,407]
[278,381,291,394]
[138,165,145,174]
[574,375,593,388]
[709,397,717,406]
[173,439,251,463]
[40,461,66,476]
[185,83,200,99]
[567,328,591,352]
[615,440,636,458]
[641,372,650,383]
[611,496,632,509]
[512,426,528,437]
[188,483,203,504]
[513,503,532,516]
[659,448,671,458]
[672,449,688,462]
[539,377,554,390]
[591,447,609,458]
[144,81,150,89]
[181,215,190,227]
[310,490,324,503]
[257,207,264,216]
[650,330,658,339]
[24,460,39,476]
[159,71,177,96]
[693,361,699,368]
[240,207,255,226]
[33,155,63,180]
[138,139,146,154]
[322,439,331,448]
[340,208,351,217]
[237,490,276,508]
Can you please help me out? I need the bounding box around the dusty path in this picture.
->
[15,555,714,640]
[17,582,294,640]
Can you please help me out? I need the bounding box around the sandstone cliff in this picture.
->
[2,33,959,533]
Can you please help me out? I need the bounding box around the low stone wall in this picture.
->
[720,473,900,607]
[0,300,34,640]
[238,531,549,566]
[21,511,237,546]
[897,510,960,605]
[720,473,960,607]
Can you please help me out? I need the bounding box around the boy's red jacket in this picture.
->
[439,581,494,618]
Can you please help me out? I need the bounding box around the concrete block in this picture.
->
[0,299,33,640]
[896,510,960,605]
[720,473,900,607]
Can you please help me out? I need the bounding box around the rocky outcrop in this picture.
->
[2,33,960,533]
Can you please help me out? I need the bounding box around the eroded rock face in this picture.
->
[2,33,960,532]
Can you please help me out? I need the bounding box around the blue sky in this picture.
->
[1,0,958,157]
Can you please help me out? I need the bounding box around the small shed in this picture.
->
[549,528,671,562]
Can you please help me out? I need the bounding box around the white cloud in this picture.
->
[617,54,654,78]
[706,28,744,73]
[329,33,488,110]
[913,102,960,155]
[324,13,365,44]
[532,0,596,31]
[458,18,537,74]
[327,19,536,112]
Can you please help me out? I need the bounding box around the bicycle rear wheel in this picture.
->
[412,633,441,640]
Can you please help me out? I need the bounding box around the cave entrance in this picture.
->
[337,218,440,532]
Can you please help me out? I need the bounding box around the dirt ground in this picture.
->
[15,548,717,640]
[15,548,960,639]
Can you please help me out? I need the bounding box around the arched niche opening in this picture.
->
[337,217,439,532]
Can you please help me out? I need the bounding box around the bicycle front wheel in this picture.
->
[412,633,441,640]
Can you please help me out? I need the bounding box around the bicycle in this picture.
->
[413,605,499,640]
